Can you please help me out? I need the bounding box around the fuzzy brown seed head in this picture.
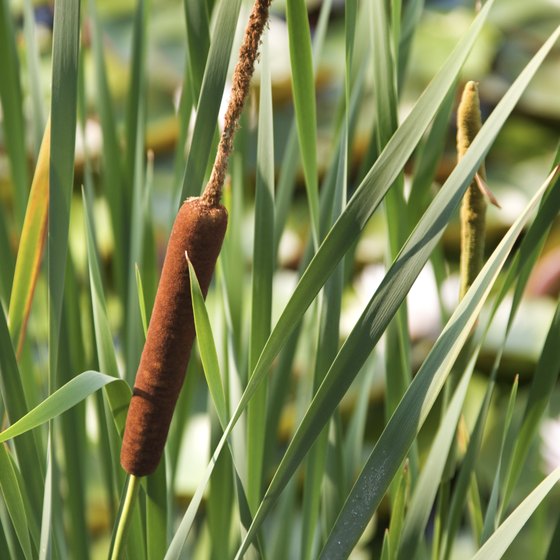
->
[120,197,227,476]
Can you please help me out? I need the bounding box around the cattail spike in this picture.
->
[458,80,487,300]
[121,197,227,476]
[121,0,272,477]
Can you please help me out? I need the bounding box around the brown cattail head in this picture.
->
[121,197,227,476]
[458,81,487,300]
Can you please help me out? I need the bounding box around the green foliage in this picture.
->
[0,0,559,558]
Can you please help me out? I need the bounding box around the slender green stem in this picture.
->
[109,474,141,560]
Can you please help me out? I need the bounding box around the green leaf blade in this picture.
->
[187,259,227,427]
[472,468,560,560]
[286,0,320,239]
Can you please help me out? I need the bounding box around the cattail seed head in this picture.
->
[458,81,487,300]
[457,81,484,164]
[121,0,271,477]
[120,197,227,476]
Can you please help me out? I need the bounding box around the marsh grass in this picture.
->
[0,0,559,558]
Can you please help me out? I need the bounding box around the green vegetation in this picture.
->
[0,0,559,558]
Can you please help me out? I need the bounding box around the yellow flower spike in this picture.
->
[458,81,486,300]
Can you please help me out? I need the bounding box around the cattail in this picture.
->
[458,81,486,300]
[120,0,272,477]
[120,198,227,476]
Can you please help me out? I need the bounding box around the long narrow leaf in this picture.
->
[502,298,560,512]
[188,258,227,425]
[124,0,148,383]
[88,0,128,300]
[0,292,44,521]
[22,0,46,151]
[0,0,29,224]
[184,0,211,100]
[472,468,560,560]
[301,122,348,560]
[0,372,127,443]
[371,0,411,422]
[48,0,80,382]
[286,0,319,239]
[83,190,131,435]
[274,0,333,249]
[0,445,33,559]
[9,119,50,356]
[247,32,275,512]
[443,380,495,557]
[46,12,81,550]
[397,352,477,559]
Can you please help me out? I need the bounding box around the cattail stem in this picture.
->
[109,474,141,560]
[202,0,272,207]
[458,81,486,300]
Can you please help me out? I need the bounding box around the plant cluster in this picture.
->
[0,0,559,559]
